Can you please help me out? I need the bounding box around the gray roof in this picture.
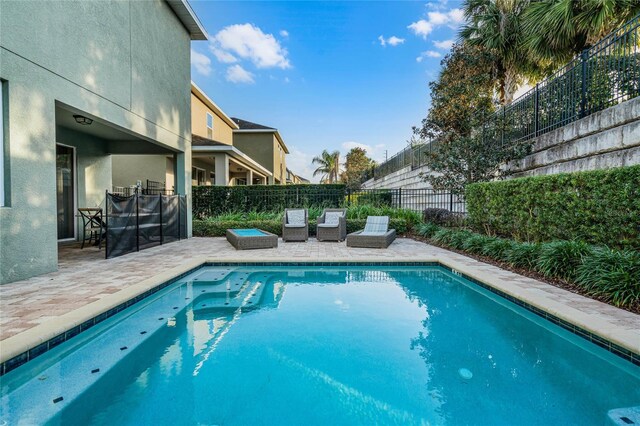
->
[231,117,276,131]
[192,134,227,146]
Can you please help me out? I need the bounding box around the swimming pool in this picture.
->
[1,265,639,425]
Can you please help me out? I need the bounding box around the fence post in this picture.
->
[534,83,539,136]
[398,188,402,209]
[159,194,163,245]
[136,192,140,252]
[105,189,109,259]
[449,192,453,212]
[347,189,351,205]
[501,107,505,147]
[580,49,588,118]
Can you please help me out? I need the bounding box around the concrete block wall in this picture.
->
[363,96,640,190]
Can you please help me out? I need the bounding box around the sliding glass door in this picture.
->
[56,144,75,240]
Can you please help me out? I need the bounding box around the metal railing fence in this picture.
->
[193,186,465,217]
[368,13,640,181]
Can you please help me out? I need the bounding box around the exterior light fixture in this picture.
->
[73,115,93,125]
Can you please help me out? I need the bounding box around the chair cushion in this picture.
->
[363,216,389,234]
[284,224,305,228]
[324,211,342,225]
[287,210,306,226]
[317,223,338,228]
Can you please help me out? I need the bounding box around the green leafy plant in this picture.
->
[462,234,493,255]
[466,166,640,249]
[416,222,441,238]
[505,242,541,269]
[482,238,517,262]
[576,248,640,308]
[536,240,593,280]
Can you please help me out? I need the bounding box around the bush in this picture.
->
[482,238,517,262]
[576,248,640,308]
[536,240,593,280]
[353,190,393,207]
[416,222,441,238]
[505,242,541,269]
[465,166,640,248]
[422,208,465,227]
[462,234,493,255]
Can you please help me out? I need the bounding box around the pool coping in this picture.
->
[1,256,639,376]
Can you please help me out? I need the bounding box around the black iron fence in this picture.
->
[370,13,640,181]
[193,185,464,217]
[111,181,174,197]
[105,191,187,259]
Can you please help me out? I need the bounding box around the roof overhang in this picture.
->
[165,0,208,40]
[233,129,290,154]
[191,82,239,129]
[192,145,273,177]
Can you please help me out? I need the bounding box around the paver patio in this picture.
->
[1,237,638,361]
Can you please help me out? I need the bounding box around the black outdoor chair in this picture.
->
[78,208,105,249]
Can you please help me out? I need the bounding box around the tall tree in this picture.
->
[312,150,341,184]
[522,0,640,67]
[340,147,375,190]
[416,43,530,195]
[460,0,542,104]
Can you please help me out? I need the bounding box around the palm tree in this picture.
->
[460,0,540,105]
[312,150,340,183]
[522,0,640,67]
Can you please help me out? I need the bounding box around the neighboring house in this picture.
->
[232,118,289,185]
[0,0,206,284]
[286,168,310,184]
[190,83,272,186]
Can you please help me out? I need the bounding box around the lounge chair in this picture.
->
[282,208,309,242]
[316,208,347,242]
[346,216,396,248]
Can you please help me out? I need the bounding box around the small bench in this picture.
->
[226,228,278,250]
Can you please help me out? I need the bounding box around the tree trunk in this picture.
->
[503,68,519,105]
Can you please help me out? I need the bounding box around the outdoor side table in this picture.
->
[226,229,278,250]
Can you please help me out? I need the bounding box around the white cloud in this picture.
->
[286,146,317,182]
[191,49,212,76]
[211,47,237,63]
[226,65,255,84]
[433,39,454,50]
[378,35,405,47]
[212,23,291,69]
[341,141,387,163]
[408,8,465,39]
[280,30,289,37]
[416,50,441,62]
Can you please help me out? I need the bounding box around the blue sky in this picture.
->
[189,0,464,181]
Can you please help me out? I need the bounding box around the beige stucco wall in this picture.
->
[233,132,287,184]
[191,93,234,145]
[112,155,170,189]
[0,0,193,284]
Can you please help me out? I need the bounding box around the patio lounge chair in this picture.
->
[346,216,396,248]
[316,208,347,242]
[282,208,309,242]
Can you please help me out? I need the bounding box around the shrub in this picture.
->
[465,166,640,248]
[431,228,457,246]
[416,222,441,238]
[536,240,593,280]
[576,248,640,308]
[448,230,474,250]
[482,238,517,262]
[422,208,465,227]
[353,190,393,207]
[462,234,493,255]
[505,242,541,269]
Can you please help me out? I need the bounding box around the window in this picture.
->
[192,166,206,186]
[209,171,215,185]
[206,112,213,139]
[235,178,247,186]
[0,81,5,207]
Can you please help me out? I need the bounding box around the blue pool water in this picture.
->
[1,266,639,425]
[232,229,268,237]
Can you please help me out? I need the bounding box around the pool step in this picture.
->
[191,271,252,295]
[608,407,640,426]
[192,279,269,319]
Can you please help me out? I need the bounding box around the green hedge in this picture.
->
[193,217,413,237]
[193,184,347,218]
[465,166,640,248]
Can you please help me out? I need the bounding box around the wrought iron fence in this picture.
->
[105,191,187,259]
[193,185,464,217]
[111,181,174,197]
[369,13,640,181]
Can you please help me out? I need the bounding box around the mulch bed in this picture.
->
[409,234,640,315]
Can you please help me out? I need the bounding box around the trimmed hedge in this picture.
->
[193,184,346,218]
[415,224,639,309]
[193,217,413,237]
[465,166,640,248]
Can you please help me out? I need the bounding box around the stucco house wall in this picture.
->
[0,0,199,284]
[233,132,287,184]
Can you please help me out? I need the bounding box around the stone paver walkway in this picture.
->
[1,237,638,358]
